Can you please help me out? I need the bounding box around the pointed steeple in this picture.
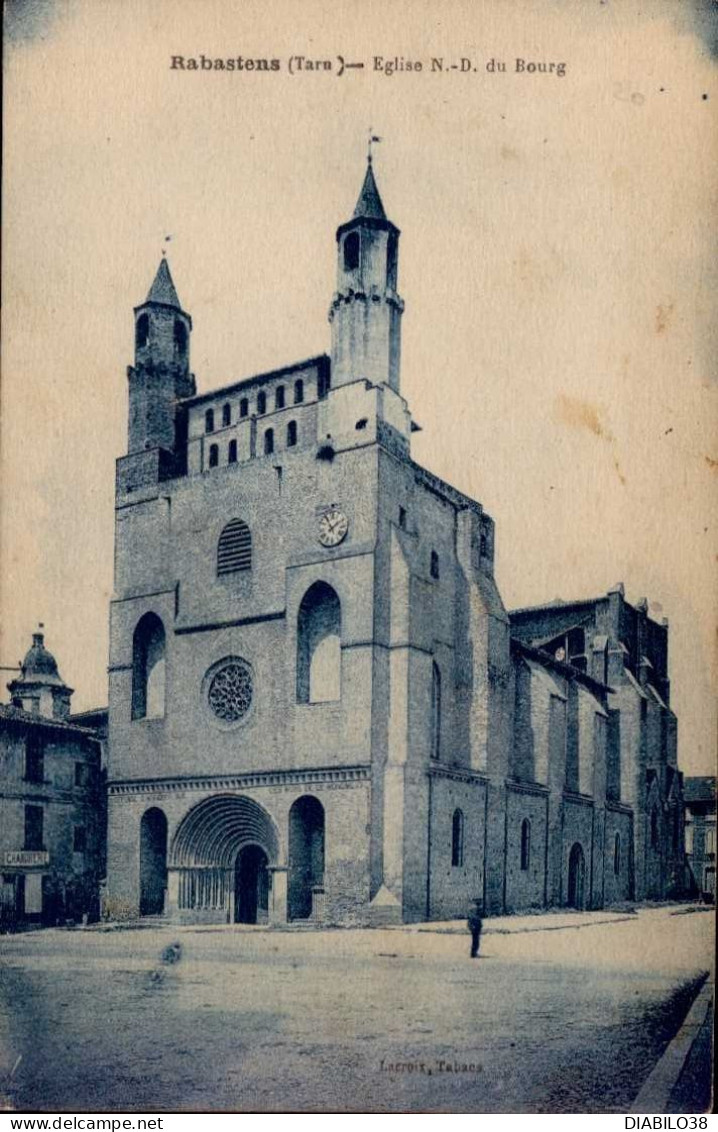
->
[353,159,387,221]
[146,257,181,308]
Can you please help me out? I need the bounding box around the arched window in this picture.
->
[239,398,249,418]
[294,379,304,404]
[205,408,215,433]
[287,420,297,447]
[136,312,149,350]
[451,809,464,867]
[174,319,187,356]
[222,403,231,427]
[344,231,360,272]
[521,819,531,871]
[132,613,166,721]
[208,444,219,468]
[275,386,285,410]
[651,808,659,850]
[614,833,621,875]
[297,582,341,703]
[257,391,267,415]
[431,661,442,759]
[264,429,274,455]
[228,439,237,464]
[430,550,440,580]
[217,519,251,575]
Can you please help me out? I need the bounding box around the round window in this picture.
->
[206,659,253,723]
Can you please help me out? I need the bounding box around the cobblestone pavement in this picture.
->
[0,906,712,1113]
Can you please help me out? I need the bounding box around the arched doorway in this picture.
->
[139,808,168,915]
[288,796,325,920]
[235,845,269,923]
[567,842,586,910]
[169,794,279,922]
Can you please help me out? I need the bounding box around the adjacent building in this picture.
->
[0,630,104,929]
[105,159,685,925]
[683,776,716,902]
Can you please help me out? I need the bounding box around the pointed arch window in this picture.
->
[294,379,304,405]
[344,231,360,272]
[174,319,187,356]
[287,420,298,448]
[451,809,464,867]
[208,444,219,468]
[275,386,285,410]
[431,661,442,759]
[132,613,166,720]
[222,403,231,427]
[297,582,341,703]
[136,313,149,350]
[264,429,274,456]
[217,519,252,576]
[521,819,531,871]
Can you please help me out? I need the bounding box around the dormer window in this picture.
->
[344,231,360,272]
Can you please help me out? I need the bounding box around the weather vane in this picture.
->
[367,128,382,164]
[162,234,172,258]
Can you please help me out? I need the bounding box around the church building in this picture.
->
[106,159,684,924]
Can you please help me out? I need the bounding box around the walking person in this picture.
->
[467,899,483,958]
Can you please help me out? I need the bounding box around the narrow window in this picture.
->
[136,313,149,350]
[222,403,231,427]
[294,379,304,404]
[239,398,249,418]
[205,408,215,433]
[651,808,659,850]
[287,420,297,447]
[257,391,267,415]
[430,550,440,580]
[297,582,341,703]
[174,319,187,356]
[521,819,531,871]
[614,833,621,875]
[344,231,360,272]
[451,809,464,867]
[399,507,407,530]
[217,519,252,575]
[24,805,44,851]
[75,762,88,788]
[73,826,86,854]
[431,661,442,759]
[275,386,285,410]
[228,439,238,464]
[25,733,44,783]
[208,444,219,468]
[131,613,166,721]
[264,429,274,455]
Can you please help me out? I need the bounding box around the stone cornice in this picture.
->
[505,778,550,798]
[108,764,371,797]
[429,763,488,785]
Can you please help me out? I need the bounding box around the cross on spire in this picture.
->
[367,128,382,164]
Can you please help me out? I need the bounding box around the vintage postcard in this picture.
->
[1,0,715,1118]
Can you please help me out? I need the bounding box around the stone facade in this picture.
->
[0,633,104,929]
[106,160,684,925]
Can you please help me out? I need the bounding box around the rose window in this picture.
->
[207,660,253,722]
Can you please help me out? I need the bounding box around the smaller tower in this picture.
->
[127,259,195,455]
[8,627,73,720]
[329,158,404,392]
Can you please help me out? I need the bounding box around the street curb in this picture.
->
[630,973,713,1114]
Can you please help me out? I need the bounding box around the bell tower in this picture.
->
[329,158,404,393]
[127,258,195,455]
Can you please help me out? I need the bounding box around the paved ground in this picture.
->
[0,905,713,1113]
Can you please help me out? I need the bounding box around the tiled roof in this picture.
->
[0,703,100,739]
[684,776,716,803]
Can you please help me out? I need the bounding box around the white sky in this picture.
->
[2,0,716,775]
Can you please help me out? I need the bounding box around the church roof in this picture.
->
[353,160,387,220]
[145,257,181,308]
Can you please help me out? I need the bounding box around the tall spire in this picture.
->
[146,257,181,308]
[353,160,387,221]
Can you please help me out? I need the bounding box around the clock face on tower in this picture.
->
[318,509,349,548]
